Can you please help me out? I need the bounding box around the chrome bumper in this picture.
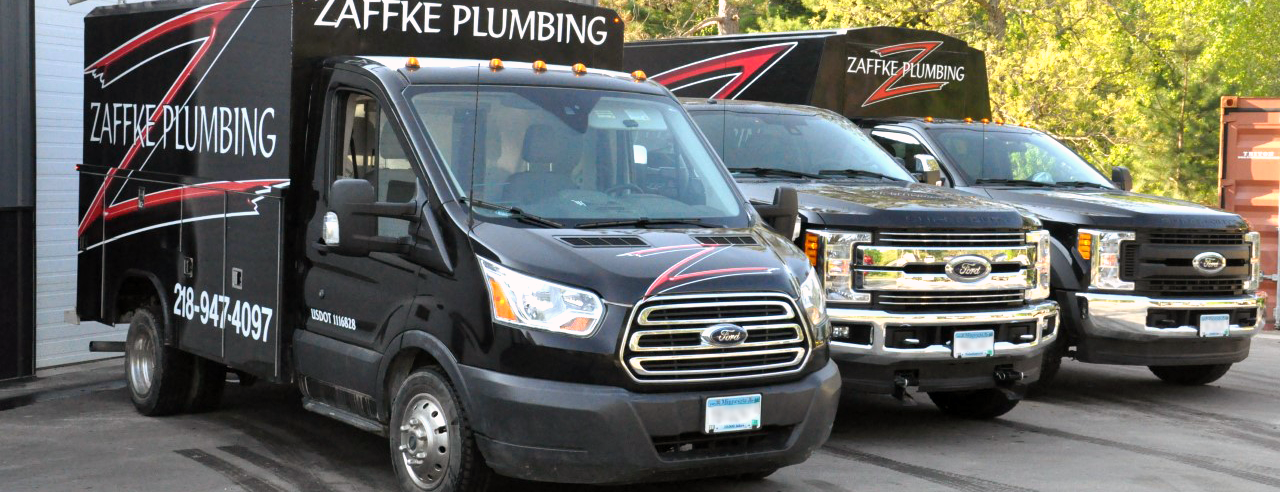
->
[1077,293,1266,341]
[829,301,1059,361]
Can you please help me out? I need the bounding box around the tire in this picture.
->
[390,367,498,492]
[1028,337,1067,395]
[185,356,226,413]
[735,468,780,481]
[1149,364,1233,386]
[927,389,1020,420]
[125,302,193,416]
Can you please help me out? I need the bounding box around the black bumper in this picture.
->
[458,360,841,485]
[1075,337,1251,366]
[833,352,1042,395]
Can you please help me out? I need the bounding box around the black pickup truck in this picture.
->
[626,27,1265,387]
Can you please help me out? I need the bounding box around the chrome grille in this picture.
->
[622,293,810,383]
[878,290,1025,309]
[878,230,1025,248]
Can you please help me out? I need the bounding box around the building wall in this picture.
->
[0,1,36,381]
[35,0,123,368]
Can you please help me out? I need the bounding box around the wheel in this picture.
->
[927,389,1020,420]
[735,468,780,481]
[1149,364,1233,386]
[185,356,226,413]
[390,367,498,492]
[1028,337,1067,395]
[125,302,193,416]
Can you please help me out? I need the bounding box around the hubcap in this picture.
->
[399,394,451,489]
[127,326,156,397]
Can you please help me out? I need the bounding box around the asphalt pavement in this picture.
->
[4,336,1280,491]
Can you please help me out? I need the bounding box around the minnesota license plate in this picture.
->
[1200,314,1231,338]
[953,330,996,359]
[705,394,762,434]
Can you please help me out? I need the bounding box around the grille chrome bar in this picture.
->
[879,231,1025,247]
[629,348,806,377]
[628,323,804,352]
[636,300,794,326]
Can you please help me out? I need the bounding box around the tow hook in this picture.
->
[994,368,1025,384]
[892,373,917,406]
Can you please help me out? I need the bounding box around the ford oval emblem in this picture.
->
[702,324,749,347]
[945,256,992,283]
[1193,251,1227,275]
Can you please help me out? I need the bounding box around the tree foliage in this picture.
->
[605,0,1280,204]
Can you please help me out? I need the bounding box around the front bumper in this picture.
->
[1073,293,1265,366]
[460,360,840,485]
[829,301,1059,394]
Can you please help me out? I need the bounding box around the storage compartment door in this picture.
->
[222,192,283,379]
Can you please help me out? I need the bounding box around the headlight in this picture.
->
[479,258,604,337]
[1245,232,1262,292]
[1079,229,1134,291]
[1026,230,1052,300]
[797,268,829,341]
[804,230,872,303]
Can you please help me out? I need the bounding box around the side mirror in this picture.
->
[753,187,801,240]
[913,154,943,186]
[1111,166,1133,191]
[326,179,417,257]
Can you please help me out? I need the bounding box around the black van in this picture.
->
[76,2,839,490]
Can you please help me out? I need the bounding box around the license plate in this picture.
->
[705,394,762,434]
[1200,314,1231,338]
[953,330,996,359]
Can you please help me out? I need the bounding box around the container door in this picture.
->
[1220,97,1280,329]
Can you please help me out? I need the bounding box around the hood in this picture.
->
[469,223,812,304]
[736,179,1035,230]
[977,187,1250,231]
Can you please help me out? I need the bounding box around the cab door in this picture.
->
[301,75,423,352]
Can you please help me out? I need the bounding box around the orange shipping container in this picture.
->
[1220,96,1280,329]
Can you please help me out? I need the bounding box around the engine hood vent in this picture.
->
[557,236,649,248]
[693,235,758,246]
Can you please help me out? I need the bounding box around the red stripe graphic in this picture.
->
[629,244,772,297]
[103,179,286,221]
[652,43,795,100]
[79,1,248,237]
[861,41,948,107]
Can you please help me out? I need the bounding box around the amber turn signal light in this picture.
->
[1077,232,1093,260]
[804,232,821,267]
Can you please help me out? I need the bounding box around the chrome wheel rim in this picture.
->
[127,326,156,397]
[399,393,451,489]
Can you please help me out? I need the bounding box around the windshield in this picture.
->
[931,128,1115,188]
[691,109,914,181]
[408,86,744,226]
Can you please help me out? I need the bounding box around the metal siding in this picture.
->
[1220,97,1280,329]
[35,0,124,368]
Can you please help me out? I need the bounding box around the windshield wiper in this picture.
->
[728,167,824,180]
[974,178,1054,187]
[1052,181,1110,189]
[818,169,906,181]
[464,198,563,228]
[576,218,718,229]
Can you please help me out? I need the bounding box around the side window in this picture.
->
[335,92,417,237]
[870,130,928,170]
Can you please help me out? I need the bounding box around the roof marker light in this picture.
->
[405,57,420,70]
[924,116,934,123]
[980,118,990,124]
[533,60,548,72]
[632,70,648,82]
[489,58,504,71]
[572,63,588,75]
[964,117,973,123]
[995,118,1004,125]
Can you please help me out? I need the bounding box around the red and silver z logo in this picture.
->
[651,42,796,100]
[853,41,963,107]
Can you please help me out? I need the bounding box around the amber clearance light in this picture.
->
[572,63,588,75]
[532,60,548,72]
[405,57,420,70]
[489,58,504,71]
[1077,232,1093,260]
[804,232,821,267]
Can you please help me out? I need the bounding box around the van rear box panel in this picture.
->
[625,27,991,120]
[77,0,623,379]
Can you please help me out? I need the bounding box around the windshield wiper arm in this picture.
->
[577,218,717,229]
[1052,181,1110,189]
[818,169,906,181]
[974,178,1054,187]
[464,198,563,228]
[728,167,824,180]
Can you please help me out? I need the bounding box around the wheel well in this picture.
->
[383,348,443,416]
[114,275,160,324]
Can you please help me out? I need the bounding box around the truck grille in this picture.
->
[1121,231,1250,297]
[877,290,1025,310]
[622,293,810,383]
[877,230,1025,248]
